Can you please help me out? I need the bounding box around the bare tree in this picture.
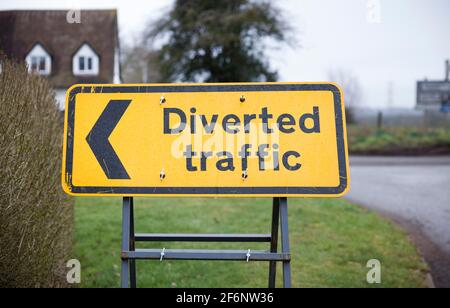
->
[121,41,160,83]
[328,69,363,123]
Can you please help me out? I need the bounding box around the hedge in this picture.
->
[0,56,73,287]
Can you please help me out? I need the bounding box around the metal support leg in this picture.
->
[279,197,292,288]
[121,197,131,288]
[121,197,291,288]
[129,197,136,288]
[268,197,280,288]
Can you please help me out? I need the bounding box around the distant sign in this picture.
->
[441,103,450,113]
[417,81,450,110]
[62,83,350,197]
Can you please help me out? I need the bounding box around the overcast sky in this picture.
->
[1,0,449,109]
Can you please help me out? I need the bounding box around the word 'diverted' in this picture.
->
[62,83,349,197]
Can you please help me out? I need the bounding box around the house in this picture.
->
[0,10,121,109]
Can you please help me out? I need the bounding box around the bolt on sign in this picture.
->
[62,83,350,197]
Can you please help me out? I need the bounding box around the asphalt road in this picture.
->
[346,156,450,288]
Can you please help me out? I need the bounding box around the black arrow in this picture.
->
[86,100,131,179]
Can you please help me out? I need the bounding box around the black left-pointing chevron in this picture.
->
[86,100,131,179]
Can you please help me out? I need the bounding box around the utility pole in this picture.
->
[387,81,394,109]
[446,59,449,81]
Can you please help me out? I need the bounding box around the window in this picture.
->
[39,57,46,71]
[25,44,51,75]
[76,57,93,73]
[73,44,99,76]
[30,57,38,71]
[79,57,85,71]
[87,57,93,70]
[30,56,47,73]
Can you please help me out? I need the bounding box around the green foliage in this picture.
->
[149,0,292,82]
[0,57,73,287]
[74,197,427,288]
[349,126,450,155]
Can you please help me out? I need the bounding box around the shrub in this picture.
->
[348,125,450,155]
[0,56,73,287]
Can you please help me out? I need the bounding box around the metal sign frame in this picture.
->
[120,197,292,288]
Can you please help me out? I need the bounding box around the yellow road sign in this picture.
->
[62,83,350,197]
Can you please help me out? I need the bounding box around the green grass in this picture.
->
[74,197,428,288]
[348,126,450,155]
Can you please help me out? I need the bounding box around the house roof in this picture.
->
[0,10,119,88]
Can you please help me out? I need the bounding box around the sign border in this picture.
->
[62,83,350,197]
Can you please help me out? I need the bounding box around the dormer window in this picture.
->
[31,56,45,72]
[73,43,99,76]
[25,43,51,75]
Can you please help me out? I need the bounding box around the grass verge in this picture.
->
[74,197,428,288]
